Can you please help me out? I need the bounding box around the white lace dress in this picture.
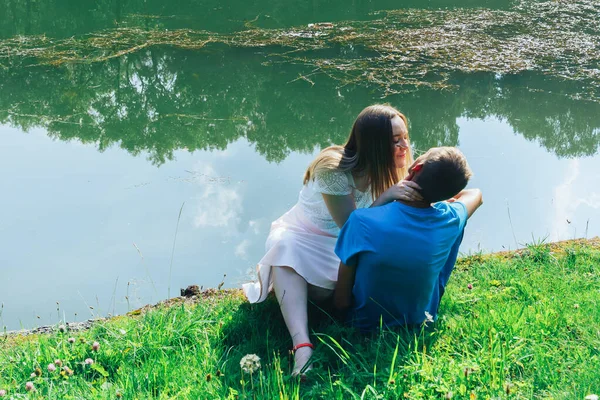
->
[242,169,373,303]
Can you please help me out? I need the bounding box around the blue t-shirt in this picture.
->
[335,201,468,330]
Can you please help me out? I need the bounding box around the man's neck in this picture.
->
[396,199,432,208]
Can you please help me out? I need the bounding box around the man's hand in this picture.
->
[334,262,356,311]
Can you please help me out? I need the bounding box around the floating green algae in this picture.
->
[1,0,599,96]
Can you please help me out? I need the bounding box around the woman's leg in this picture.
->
[272,266,313,375]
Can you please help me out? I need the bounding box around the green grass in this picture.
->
[1,239,599,399]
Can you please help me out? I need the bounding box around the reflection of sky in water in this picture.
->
[1,118,599,330]
[458,118,600,252]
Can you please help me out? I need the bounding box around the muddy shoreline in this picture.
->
[4,237,598,338]
[1,288,241,338]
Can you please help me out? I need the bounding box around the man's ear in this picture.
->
[406,162,423,181]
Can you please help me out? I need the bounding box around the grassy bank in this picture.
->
[1,238,599,399]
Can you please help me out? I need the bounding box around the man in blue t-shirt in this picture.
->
[334,147,483,330]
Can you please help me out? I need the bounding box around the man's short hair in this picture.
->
[412,147,473,203]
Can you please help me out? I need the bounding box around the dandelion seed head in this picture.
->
[424,311,434,324]
[240,354,261,374]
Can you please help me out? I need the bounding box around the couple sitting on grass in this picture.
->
[242,104,483,377]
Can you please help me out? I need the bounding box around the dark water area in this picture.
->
[0,0,518,39]
[1,0,599,331]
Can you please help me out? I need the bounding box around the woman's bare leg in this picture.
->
[272,266,313,375]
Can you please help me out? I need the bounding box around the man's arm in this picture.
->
[451,188,483,218]
[334,261,356,311]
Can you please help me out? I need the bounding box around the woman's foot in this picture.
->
[291,343,314,377]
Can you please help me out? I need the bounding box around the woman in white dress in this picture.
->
[242,104,422,376]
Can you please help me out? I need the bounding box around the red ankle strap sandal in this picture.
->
[292,343,314,353]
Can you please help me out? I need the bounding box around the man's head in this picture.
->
[407,147,473,203]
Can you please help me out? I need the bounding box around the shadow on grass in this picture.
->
[220,294,442,387]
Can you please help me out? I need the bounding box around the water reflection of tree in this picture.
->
[495,74,600,158]
[0,48,598,164]
[404,73,600,158]
[0,48,358,164]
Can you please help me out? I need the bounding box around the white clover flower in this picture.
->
[585,395,599,400]
[424,311,434,324]
[240,354,261,374]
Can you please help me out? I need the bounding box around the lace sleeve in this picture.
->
[313,169,352,196]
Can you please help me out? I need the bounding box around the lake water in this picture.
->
[1,0,599,331]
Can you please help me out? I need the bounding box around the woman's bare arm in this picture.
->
[322,193,356,228]
[323,179,424,228]
[371,180,423,207]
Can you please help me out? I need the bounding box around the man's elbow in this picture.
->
[462,189,483,218]
[475,189,483,207]
[466,188,483,207]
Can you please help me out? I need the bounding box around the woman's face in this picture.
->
[391,115,409,169]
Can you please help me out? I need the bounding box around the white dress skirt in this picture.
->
[242,170,372,303]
